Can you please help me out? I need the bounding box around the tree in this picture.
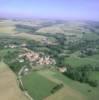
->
[63,65,98,87]
[88,80,98,87]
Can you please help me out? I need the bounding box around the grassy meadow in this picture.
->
[64,52,99,67]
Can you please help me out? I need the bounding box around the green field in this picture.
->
[64,53,99,67]
[82,33,99,41]
[22,71,58,100]
[89,72,99,83]
[0,48,18,58]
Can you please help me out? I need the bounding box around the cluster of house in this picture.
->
[18,48,56,65]
[58,67,67,73]
[4,43,27,49]
[4,44,17,48]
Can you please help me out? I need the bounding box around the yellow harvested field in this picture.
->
[14,32,47,41]
[0,20,16,34]
[37,25,65,34]
[0,62,28,100]
[45,86,85,100]
[0,27,15,34]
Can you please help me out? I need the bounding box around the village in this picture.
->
[18,48,56,65]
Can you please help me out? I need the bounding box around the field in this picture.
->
[0,48,18,58]
[89,72,99,84]
[22,71,58,100]
[38,70,99,100]
[38,70,85,100]
[0,62,28,100]
[64,53,99,67]
[0,20,57,43]
[14,33,47,42]
[0,19,99,100]
[82,33,99,41]
[22,70,89,100]
[0,20,16,35]
[1,60,98,100]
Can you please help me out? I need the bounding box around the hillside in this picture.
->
[0,19,99,100]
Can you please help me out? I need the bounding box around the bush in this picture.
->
[88,80,98,87]
[51,84,63,94]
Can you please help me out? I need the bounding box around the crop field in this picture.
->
[0,26,15,34]
[37,70,99,100]
[0,21,16,34]
[14,33,47,42]
[53,71,99,100]
[37,70,85,100]
[22,71,58,100]
[0,62,28,100]
[45,87,84,100]
[22,70,85,100]
[0,20,56,43]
